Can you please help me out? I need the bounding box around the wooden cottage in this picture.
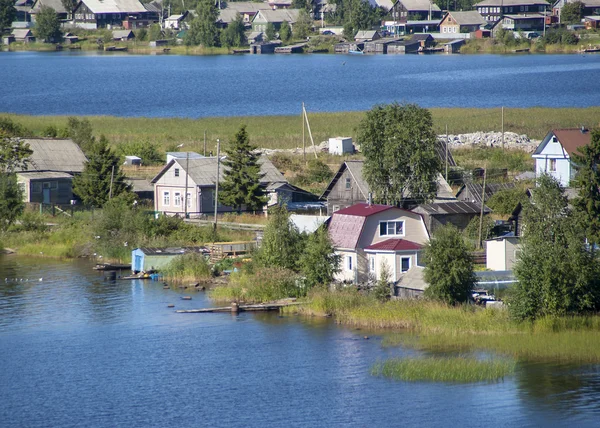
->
[439,11,486,34]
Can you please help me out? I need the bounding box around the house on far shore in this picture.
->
[251,9,300,33]
[16,138,87,205]
[532,128,593,187]
[354,30,381,42]
[328,203,430,297]
[11,29,36,42]
[439,11,486,35]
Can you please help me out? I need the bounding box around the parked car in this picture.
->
[322,30,335,35]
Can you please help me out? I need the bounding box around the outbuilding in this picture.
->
[486,235,521,271]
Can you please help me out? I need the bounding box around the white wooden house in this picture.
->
[532,128,592,187]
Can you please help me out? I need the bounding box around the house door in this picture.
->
[134,255,143,272]
[43,188,51,204]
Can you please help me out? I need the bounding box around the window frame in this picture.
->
[401,256,411,273]
[347,255,353,271]
[379,220,405,237]
[549,158,557,172]
[174,191,182,207]
[163,191,170,206]
[174,168,180,177]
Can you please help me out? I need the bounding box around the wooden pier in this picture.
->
[176,301,301,313]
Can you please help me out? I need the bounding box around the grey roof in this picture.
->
[127,178,153,192]
[253,9,300,24]
[11,29,33,38]
[80,0,147,14]
[144,0,163,12]
[456,182,516,205]
[224,1,272,13]
[446,11,487,26]
[113,30,134,39]
[366,0,395,10]
[475,0,548,6]
[355,30,380,40]
[166,151,204,160]
[394,0,441,12]
[31,0,67,13]
[414,201,491,215]
[218,9,240,24]
[19,139,87,174]
[16,171,73,180]
[152,156,285,186]
[290,214,329,234]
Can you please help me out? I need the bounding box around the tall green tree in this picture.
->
[219,125,267,212]
[299,227,340,288]
[220,13,246,47]
[265,22,276,40]
[560,1,584,24]
[279,21,291,42]
[255,204,304,271]
[357,103,440,207]
[0,0,16,31]
[184,0,219,47]
[73,136,130,207]
[0,134,33,172]
[34,6,62,42]
[423,225,476,305]
[293,10,313,40]
[0,173,24,232]
[510,174,600,320]
[148,23,162,41]
[572,130,600,247]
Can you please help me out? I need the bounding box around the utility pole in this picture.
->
[204,130,207,157]
[445,124,449,182]
[501,106,505,150]
[303,103,318,159]
[302,102,306,161]
[477,166,487,250]
[213,139,220,233]
[184,151,190,218]
[109,165,115,199]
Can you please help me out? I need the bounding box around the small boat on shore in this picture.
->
[94,263,131,271]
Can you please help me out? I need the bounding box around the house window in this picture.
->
[174,168,180,177]
[345,178,351,189]
[401,257,411,273]
[347,255,353,271]
[332,205,340,212]
[369,255,375,273]
[163,191,170,206]
[549,159,557,172]
[187,192,192,208]
[174,192,182,207]
[380,221,405,236]
[32,182,42,193]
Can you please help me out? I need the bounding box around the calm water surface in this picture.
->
[1,257,600,427]
[1,52,600,117]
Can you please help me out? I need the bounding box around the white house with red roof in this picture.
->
[532,128,592,187]
[328,203,429,294]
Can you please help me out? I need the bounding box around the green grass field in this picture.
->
[4,107,600,151]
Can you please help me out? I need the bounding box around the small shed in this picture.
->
[387,40,420,54]
[124,155,142,166]
[113,30,135,41]
[149,39,169,47]
[486,235,521,271]
[328,137,353,155]
[445,39,464,53]
[11,29,35,43]
[131,247,208,273]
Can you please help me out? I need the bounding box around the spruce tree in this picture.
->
[0,173,24,232]
[220,125,267,212]
[73,135,130,207]
[255,204,304,271]
[572,130,600,247]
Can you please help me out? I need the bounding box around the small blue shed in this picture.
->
[131,247,208,273]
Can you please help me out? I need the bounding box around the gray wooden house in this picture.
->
[16,138,87,205]
[412,201,491,235]
[321,160,456,215]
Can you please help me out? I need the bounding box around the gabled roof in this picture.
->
[218,9,240,24]
[475,0,548,6]
[31,0,67,13]
[414,201,491,215]
[79,0,147,14]
[151,156,285,186]
[366,0,394,10]
[394,0,441,12]
[444,11,486,26]
[113,30,134,38]
[364,238,423,251]
[224,1,272,13]
[456,182,515,205]
[355,30,380,40]
[11,29,33,38]
[253,9,300,24]
[321,160,368,199]
[533,128,592,157]
[18,139,87,174]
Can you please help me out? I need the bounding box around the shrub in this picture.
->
[162,252,212,282]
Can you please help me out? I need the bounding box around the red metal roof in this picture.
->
[334,203,394,217]
[553,128,592,156]
[365,239,423,252]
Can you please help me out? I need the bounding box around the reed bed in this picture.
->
[5,108,600,150]
[160,253,212,283]
[371,357,516,383]
[210,267,301,303]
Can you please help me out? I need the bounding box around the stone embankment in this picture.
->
[257,132,540,155]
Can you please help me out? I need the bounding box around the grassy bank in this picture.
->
[161,252,213,283]
[372,357,516,383]
[4,107,600,151]
[285,289,600,363]
[210,267,301,303]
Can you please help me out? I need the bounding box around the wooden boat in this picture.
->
[349,49,364,55]
[94,263,131,271]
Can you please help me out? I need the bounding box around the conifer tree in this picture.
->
[572,130,600,247]
[299,227,340,288]
[255,204,304,271]
[73,136,130,207]
[220,125,267,212]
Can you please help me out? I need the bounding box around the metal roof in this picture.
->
[475,0,548,5]
[364,238,423,252]
[328,214,366,250]
[253,9,300,24]
[152,156,285,186]
[335,203,395,217]
[19,139,87,174]
[445,11,487,26]
[16,171,73,179]
[414,201,491,215]
[394,0,441,11]
[80,0,147,14]
[533,128,592,157]
[31,0,67,13]
[456,182,516,205]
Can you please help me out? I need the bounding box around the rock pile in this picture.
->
[441,131,540,152]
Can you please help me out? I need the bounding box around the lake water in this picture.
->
[1,51,600,117]
[1,257,600,427]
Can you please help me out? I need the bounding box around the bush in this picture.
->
[162,252,212,281]
[486,187,529,216]
[372,260,392,302]
[211,267,301,303]
[464,214,495,245]
[18,211,48,232]
[115,140,164,166]
[0,117,28,137]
